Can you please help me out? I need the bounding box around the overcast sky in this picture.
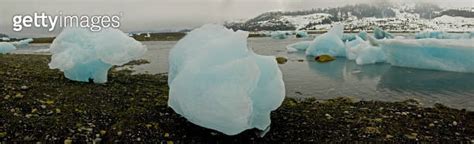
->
[1,0,472,37]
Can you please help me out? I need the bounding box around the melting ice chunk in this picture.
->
[11,38,33,48]
[286,41,311,52]
[305,24,346,57]
[0,42,16,54]
[270,31,289,39]
[295,31,309,38]
[373,27,394,40]
[48,27,147,83]
[168,24,285,135]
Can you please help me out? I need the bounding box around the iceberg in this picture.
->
[48,27,147,83]
[380,39,474,73]
[270,31,289,39]
[415,31,472,39]
[346,36,386,65]
[11,38,33,48]
[1,37,10,41]
[168,24,285,135]
[353,42,386,65]
[345,36,366,60]
[0,42,16,54]
[342,34,357,42]
[286,41,311,52]
[295,31,309,38]
[358,31,369,41]
[305,24,346,57]
[373,27,393,39]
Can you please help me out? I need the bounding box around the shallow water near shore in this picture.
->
[16,36,474,110]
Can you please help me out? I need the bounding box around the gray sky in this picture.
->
[1,0,473,37]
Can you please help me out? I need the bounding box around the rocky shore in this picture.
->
[0,54,473,143]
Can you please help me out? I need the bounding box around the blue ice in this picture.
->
[305,24,346,57]
[373,27,394,39]
[380,39,474,73]
[168,24,285,135]
[295,31,309,38]
[48,27,147,83]
[0,42,16,54]
[270,31,289,39]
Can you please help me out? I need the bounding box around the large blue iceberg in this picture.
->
[48,27,147,83]
[380,39,474,73]
[168,24,285,135]
[0,42,16,54]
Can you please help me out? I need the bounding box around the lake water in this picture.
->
[15,36,474,110]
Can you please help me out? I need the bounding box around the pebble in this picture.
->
[452,121,458,126]
[401,112,409,116]
[94,138,102,143]
[325,114,332,119]
[15,93,24,98]
[20,85,28,90]
[429,123,435,127]
[100,130,107,135]
[64,138,72,144]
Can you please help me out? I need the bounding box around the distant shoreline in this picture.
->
[1,30,472,44]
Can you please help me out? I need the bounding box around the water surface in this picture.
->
[16,36,474,110]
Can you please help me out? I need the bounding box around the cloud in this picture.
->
[0,0,471,37]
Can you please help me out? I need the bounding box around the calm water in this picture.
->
[16,36,474,110]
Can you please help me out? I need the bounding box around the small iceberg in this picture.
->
[286,41,311,52]
[1,37,10,41]
[168,24,285,135]
[270,31,289,39]
[48,27,147,83]
[11,38,33,48]
[0,42,16,54]
[305,24,346,57]
[295,31,309,38]
[373,27,394,40]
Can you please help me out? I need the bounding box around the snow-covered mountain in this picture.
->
[225,3,474,32]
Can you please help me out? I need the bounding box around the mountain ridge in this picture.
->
[225,3,474,31]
